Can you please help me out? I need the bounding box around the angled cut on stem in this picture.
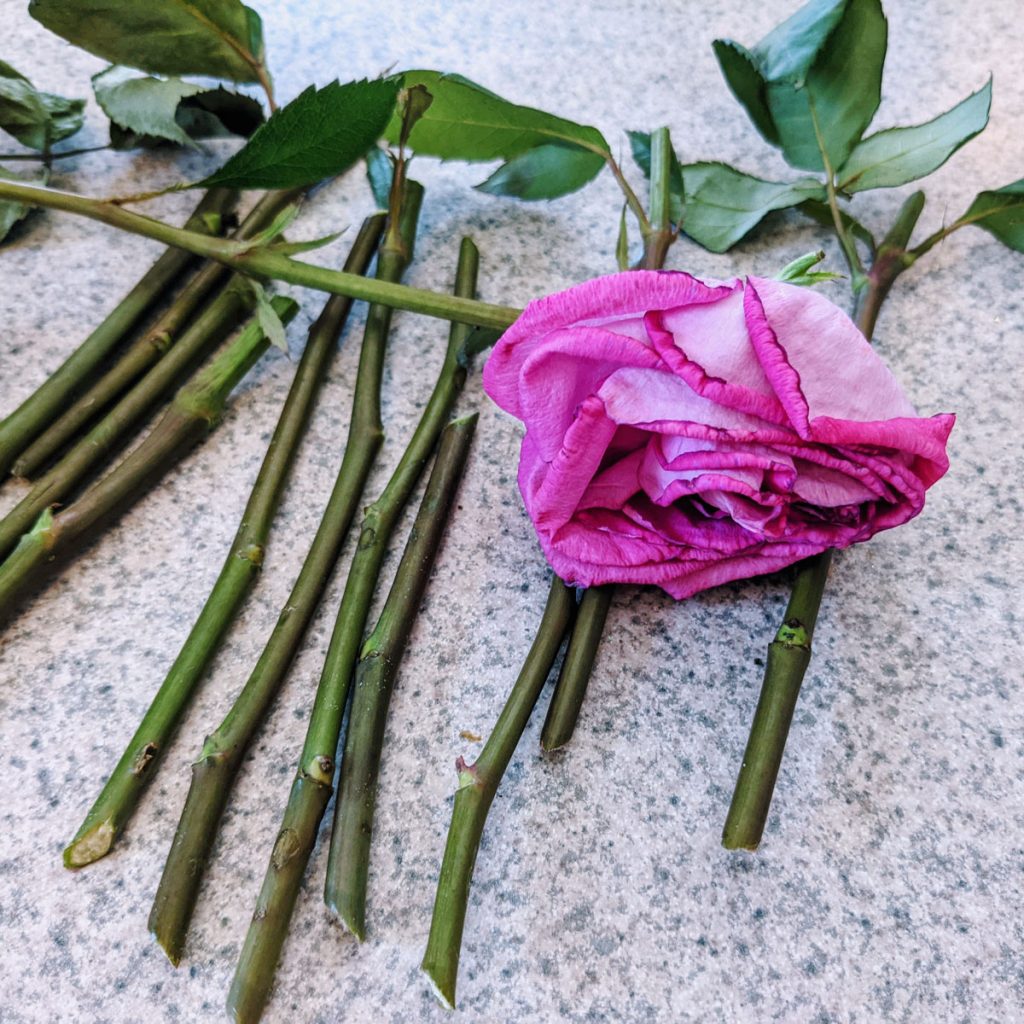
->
[422,577,576,1009]
[148,179,425,967]
[227,411,478,1024]
[62,214,385,870]
[0,187,238,479]
[0,298,299,626]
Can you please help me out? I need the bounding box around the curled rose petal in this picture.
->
[483,270,954,600]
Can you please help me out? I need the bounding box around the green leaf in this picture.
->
[476,142,604,200]
[266,231,342,257]
[775,249,842,286]
[0,58,83,150]
[717,0,888,172]
[797,198,877,251]
[93,66,205,148]
[385,70,609,162]
[615,202,630,271]
[199,78,400,190]
[679,162,825,252]
[28,0,266,84]
[251,282,288,352]
[753,0,847,79]
[107,84,263,149]
[836,79,991,192]
[957,179,1024,252]
[712,40,778,146]
[767,0,888,171]
[0,164,48,243]
[365,147,393,209]
[626,129,685,224]
[40,91,85,143]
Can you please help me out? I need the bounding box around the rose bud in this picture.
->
[483,271,953,599]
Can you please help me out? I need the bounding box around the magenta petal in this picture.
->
[483,270,736,418]
[743,281,812,437]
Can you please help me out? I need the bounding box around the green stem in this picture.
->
[540,584,612,751]
[807,100,866,290]
[324,238,482,937]
[12,190,299,479]
[0,179,520,330]
[720,193,924,850]
[541,133,676,753]
[0,299,298,625]
[721,552,832,850]
[606,152,652,238]
[640,126,675,269]
[227,413,477,1024]
[147,181,424,967]
[422,577,576,1009]
[62,216,384,870]
[0,144,112,161]
[0,187,237,478]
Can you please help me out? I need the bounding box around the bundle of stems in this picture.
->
[0,189,304,568]
[63,214,385,869]
[721,191,926,850]
[0,296,299,624]
[148,178,425,965]
[0,187,238,479]
[12,188,302,480]
[228,410,479,1024]
[420,126,678,1008]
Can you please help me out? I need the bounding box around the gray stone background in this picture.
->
[0,1,1021,1022]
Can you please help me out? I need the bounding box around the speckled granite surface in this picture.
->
[1,1,1022,1022]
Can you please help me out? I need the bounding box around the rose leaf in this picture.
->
[199,78,400,190]
[476,143,605,201]
[385,70,609,162]
[958,179,1024,252]
[0,58,84,150]
[836,78,992,193]
[679,162,826,253]
[29,0,267,84]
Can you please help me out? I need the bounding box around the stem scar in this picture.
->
[132,742,160,775]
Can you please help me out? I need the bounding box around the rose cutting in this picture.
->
[484,270,953,598]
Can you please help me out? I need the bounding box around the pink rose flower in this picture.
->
[482,271,953,599]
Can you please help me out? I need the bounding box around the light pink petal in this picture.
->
[645,297,790,425]
[597,366,782,434]
[746,276,919,425]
